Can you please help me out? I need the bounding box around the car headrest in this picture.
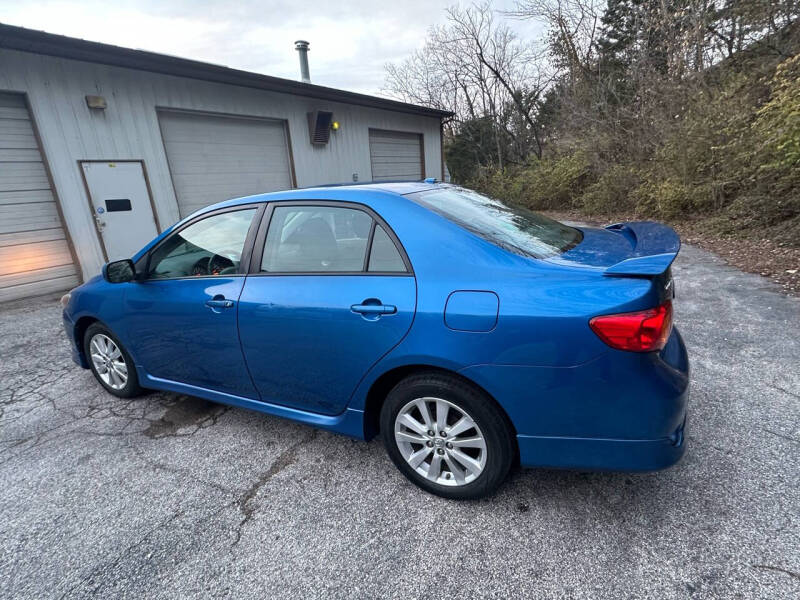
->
[285,216,338,269]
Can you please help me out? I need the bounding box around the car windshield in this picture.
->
[407,186,583,258]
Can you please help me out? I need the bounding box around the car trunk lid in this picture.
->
[554,221,681,278]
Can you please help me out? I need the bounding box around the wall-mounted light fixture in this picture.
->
[85,95,107,109]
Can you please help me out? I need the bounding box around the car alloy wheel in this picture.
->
[89,333,129,390]
[394,396,487,486]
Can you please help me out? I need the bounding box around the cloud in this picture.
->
[0,0,542,95]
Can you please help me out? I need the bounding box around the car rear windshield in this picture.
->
[407,186,583,258]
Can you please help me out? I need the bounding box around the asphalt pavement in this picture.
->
[0,243,798,599]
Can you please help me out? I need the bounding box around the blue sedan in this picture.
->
[61,182,689,499]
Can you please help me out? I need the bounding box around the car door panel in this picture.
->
[238,275,416,414]
[121,205,261,399]
[124,277,257,398]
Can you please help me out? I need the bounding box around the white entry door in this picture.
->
[81,161,159,260]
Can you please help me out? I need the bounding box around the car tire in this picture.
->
[380,372,515,500]
[83,323,144,398]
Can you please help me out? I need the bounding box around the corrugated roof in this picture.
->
[0,23,453,119]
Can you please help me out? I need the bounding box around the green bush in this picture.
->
[632,179,713,219]
[580,165,640,215]
[752,54,800,172]
[469,151,594,210]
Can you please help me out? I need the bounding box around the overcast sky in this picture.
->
[0,0,544,96]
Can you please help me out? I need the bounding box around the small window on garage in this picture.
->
[368,225,406,272]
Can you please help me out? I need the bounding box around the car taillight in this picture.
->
[589,300,673,352]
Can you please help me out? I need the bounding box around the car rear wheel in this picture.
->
[84,323,143,398]
[380,372,515,499]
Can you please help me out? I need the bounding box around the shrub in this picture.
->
[469,151,594,210]
[580,165,640,215]
[631,179,715,219]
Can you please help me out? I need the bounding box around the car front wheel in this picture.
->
[84,323,143,398]
[380,372,515,500]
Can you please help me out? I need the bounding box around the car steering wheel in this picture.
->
[207,250,241,275]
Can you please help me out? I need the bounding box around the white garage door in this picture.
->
[0,92,79,303]
[369,129,423,182]
[158,111,293,218]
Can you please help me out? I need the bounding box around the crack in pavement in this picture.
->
[751,564,800,580]
[0,390,231,467]
[763,428,800,444]
[132,448,238,496]
[231,429,318,547]
[57,509,185,600]
[766,383,800,400]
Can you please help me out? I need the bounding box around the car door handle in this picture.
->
[205,299,234,309]
[350,303,397,315]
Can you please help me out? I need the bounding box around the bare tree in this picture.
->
[506,0,602,84]
[384,2,551,164]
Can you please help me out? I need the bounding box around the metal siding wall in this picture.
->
[0,48,442,282]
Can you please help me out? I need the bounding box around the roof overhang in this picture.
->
[0,23,453,119]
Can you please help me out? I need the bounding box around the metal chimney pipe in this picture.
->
[295,40,311,83]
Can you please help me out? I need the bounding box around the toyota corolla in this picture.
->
[61,182,689,499]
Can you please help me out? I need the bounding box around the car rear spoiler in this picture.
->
[603,222,681,277]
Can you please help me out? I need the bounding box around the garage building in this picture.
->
[0,24,449,302]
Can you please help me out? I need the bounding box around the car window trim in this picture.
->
[362,220,377,272]
[248,199,414,277]
[137,203,265,282]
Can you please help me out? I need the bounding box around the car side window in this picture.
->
[368,225,406,272]
[261,206,372,273]
[146,208,257,279]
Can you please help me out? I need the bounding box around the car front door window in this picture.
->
[147,208,257,279]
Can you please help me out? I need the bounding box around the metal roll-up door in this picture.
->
[158,111,293,218]
[369,129,423,182]
[0,92,79,302]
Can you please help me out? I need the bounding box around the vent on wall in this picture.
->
[308,110,334,145]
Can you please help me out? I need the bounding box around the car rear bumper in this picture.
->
[517,415,687,471]
[460,326,690,471]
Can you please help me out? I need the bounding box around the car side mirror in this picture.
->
[103,259,136,283]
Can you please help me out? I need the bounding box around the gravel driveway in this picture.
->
[1,244,798,599]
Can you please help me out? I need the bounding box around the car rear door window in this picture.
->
[147,208,256,279]
[261,206,373,273]
[368,225,406,272]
